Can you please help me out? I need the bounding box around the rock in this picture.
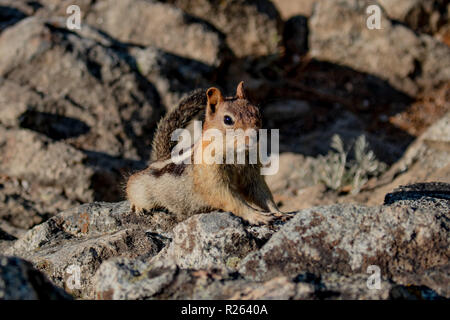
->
[308,0,450,97]
[0,127,94,203]
[0,17,162,160]
[0,127,95,229]
[128,46,214,109]
[5,192,448,300]
[0,228,16,254]
[0,1,28,33]
[0,16,199,228]
[5,201,167,299]
[0,256,72,300]
[264,153,328,212]
[164,0,283,58]
[379,0,449,35]
[93,258,319,300]
[0,79,41,127]
[239,198,450,292]
[153,212,258,271]
[93,258,442,300]
[272,0,317,19]
[94,258,178,300]
[392,264,450,299]
[84,0,229,67]
[366,112,450,205]
[384,182,450,204]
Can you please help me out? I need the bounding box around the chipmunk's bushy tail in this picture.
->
[151,89,207,161]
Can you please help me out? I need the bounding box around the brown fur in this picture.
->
[151,89,207,161]
[126,82,282,225]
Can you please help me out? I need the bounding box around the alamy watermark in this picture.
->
[366,4,382,30]
[66,264,81,290]
[366,265,381,290]
[170,121,279,175]
[66,5,81,30]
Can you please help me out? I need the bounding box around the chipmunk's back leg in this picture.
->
[126,169,159,214]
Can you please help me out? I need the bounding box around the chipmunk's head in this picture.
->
[204,82,261,155]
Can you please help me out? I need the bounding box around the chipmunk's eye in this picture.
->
[223,115,234,126]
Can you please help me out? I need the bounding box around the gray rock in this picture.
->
[0,16,162,160]
[392,264,450,299]
[0,127,95,229]
[84,0,230,67]
[93,258,319,300]
[5,202,167,299]
[153,212,258,271]
[0,127,94,203]
[0,256,71,300]
[309,0,450,97]
[5,193,448,300]
[164,0,283,58]
[239,199,450,291]
[128,45,214,110]
[93,256,444,300]
[94,258,179,300]
[379,0,449,35]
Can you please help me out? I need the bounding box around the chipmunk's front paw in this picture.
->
[245,211,275,226]
[130,204,146,215]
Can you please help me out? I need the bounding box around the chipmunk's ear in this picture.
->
[206,87,223,115]
[236,81,246,99]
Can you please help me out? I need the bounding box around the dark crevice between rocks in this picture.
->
[26,267,73,300]
[0,228,16,241]
[19,110,91,141]
[146,232,172,253]
[292,273,340,299]
[389,285,446,300]
[0,6,27,32]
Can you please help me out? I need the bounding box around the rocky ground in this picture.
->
[0,0,449,300]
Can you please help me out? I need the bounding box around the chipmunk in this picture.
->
[126,82,282,225]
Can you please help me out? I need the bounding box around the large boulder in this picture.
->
[4,201,168,299]
[308,0,450,97]
[0,17,162,160]
[239,194,450,287]
[84,0,230,67]
[128,45,214,109]
[0,16,158,228]
[0,127,94,229]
